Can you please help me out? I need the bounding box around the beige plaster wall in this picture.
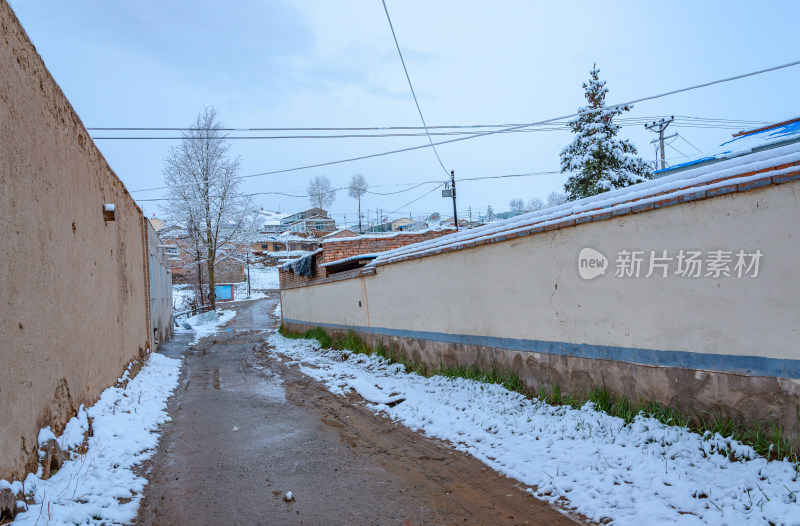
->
[0,1,150,480]
[281,179,800,431]
[283,180,799,362]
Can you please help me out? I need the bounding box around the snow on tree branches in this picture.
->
[307,174,336,210]
[162,107,254,309]
[348,173,368,233]
[560,65,652,201]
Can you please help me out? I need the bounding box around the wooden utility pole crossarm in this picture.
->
[645,116,675,170]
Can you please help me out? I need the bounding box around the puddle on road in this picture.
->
[220,365,286,402]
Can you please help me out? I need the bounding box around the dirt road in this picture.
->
[135,296,580,525]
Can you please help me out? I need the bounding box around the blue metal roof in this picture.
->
[655,118,800,176]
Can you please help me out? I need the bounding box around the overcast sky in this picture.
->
[10,0,800,224]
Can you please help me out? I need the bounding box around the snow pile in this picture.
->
[7,353,181,525]
[267,333,800,525]
[246,265,280,290]
[177,309,236,343]
[231,283,266,301]
[172,284,194,310]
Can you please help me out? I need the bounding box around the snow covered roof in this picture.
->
[322,227,359,239]
[656,117,800,176]
[286,215,334,225]
[321,226,455,244]
[368,141,800,269]
[253,210,290,229]
[258,233,317,243]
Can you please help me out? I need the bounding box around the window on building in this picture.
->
[315,221,324,230]
[261,243,268,249]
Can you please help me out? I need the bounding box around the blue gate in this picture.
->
[214,284,234,302]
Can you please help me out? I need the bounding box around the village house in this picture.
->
[322,227,359,239]
[280,207,337,236]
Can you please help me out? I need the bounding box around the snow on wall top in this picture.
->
[322,228,358,239]
[318,252,383,268]
[321,226,455,244]
[655,117,800,175]
[369,141,800,268]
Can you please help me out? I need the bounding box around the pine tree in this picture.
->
[560,65,652,201]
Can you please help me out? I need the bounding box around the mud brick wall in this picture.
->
[0,1,151,481]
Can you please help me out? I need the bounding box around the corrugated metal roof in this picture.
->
[655,117,800,176]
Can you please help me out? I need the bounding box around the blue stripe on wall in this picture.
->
[282,318,800,379]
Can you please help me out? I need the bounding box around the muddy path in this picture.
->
[135,296,581,525]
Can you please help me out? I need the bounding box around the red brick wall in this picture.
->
[321,230,452,264]
[279,263,321,289]
[279,230,453,289]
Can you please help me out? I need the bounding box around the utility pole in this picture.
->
[645,116,675,170]
[468,205,472,224]
[441,170,459,231]
[246,255,251,298]
[450,170,458,231]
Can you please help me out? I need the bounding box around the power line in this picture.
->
[380,0,449,177]
[138,181,445,203]
[130,59,800,193]
[89,129,572,140]
[677,133,704,154]
[135,171,565,203]
[385,183,446,216]
[88,118,772,140]
[665,141,689,159]
[86,116,772,132]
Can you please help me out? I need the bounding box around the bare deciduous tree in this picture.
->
[348,173,368,232]
[307,175,336,210]
[527,197,544,211]
[509,198,526,213]
[547,191,567,207]
[163,107,254,310]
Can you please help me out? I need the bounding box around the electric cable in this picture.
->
[130,59,800,193]
[380,0,449,176]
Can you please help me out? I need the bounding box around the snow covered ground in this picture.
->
[172,265,279,309]
[267,332,800,525]
[232,265,280,295]
[177,309,237,344]
[5,353,181,525]
[246,264,280,290]
[171,284,194,311]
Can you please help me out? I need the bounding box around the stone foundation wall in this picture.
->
[283,319,800,434]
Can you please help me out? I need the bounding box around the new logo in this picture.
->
[578,248,608,280]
